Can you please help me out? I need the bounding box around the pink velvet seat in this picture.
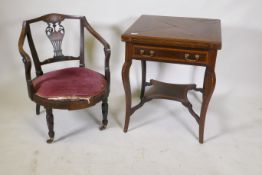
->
[32,67,107,100]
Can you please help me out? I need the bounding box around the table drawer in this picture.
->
[133,45,208,64]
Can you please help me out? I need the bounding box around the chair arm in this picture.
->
[83,17,111,92]
[18,21,34,99]
[83,17,111,50]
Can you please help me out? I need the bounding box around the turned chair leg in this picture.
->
[36,104,40,115]
[99,98,108,130]
[45,108,55,143]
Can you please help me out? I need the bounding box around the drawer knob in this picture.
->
[195,54,200,60]
[149,50,155,56]
[184,53,190,59]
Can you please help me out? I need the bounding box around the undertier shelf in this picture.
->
[131,79,201,123]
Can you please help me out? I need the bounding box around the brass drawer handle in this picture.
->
[140,49,145,55]
[149,50,155,56]
[184,53,200,61]
[140,49,155,57]
[195,54,200,60]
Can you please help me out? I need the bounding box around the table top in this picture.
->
[122,15,222,50]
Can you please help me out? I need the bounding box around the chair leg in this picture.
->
[45,108,55,143]
[36,104,40,115]
[99,98,108,130]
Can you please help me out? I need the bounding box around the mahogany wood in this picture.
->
[121,15,221,143]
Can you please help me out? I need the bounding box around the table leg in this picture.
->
[140,60,146,100]
[199,67,216,143]
[122,59,132,132]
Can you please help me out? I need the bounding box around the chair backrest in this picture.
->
[21,13,110,77]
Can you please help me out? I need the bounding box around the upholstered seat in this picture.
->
[32,67,107,100]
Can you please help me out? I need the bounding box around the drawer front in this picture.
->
[133,45,208,65]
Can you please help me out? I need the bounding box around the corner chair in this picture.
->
[18,13,111,143]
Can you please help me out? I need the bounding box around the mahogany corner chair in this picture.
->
[18,13,111,143]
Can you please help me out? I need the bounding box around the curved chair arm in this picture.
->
[82,17,110,50]
[83,17,111,93]
[18,21,34,99]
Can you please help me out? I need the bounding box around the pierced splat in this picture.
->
[46,22,65,57]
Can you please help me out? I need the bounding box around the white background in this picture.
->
[0,0,262,175]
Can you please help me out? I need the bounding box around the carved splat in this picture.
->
[46,22,65,57]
